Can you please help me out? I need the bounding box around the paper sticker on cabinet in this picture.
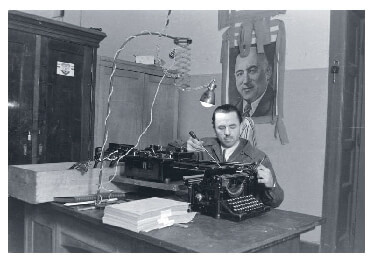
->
[57,61,75,77]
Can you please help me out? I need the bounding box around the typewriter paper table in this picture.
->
[24,202,324,253]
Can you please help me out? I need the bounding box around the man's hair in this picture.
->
[212,104,243,128]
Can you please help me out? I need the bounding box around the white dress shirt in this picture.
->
[221,142,240,162]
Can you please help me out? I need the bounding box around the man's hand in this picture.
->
[257,164,274,188]
[186,137,205,152]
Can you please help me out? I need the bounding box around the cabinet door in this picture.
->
[94,58,178,150]
[24,204,56,252]
[8,30,36,165]
[39,38,93,163]
[140,74,178,148]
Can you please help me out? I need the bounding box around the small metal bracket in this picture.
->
[331,60,340,83]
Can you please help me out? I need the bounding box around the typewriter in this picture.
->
[183,162,271,221]
[94,143,196,182]
[95,143,270,221]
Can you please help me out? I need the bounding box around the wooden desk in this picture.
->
[23,202,324,253]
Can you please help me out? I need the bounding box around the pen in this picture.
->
[77,206,96,211]
[258,155,266,167]
[64,197,118,207]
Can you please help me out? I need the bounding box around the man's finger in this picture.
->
[190,142,202,149]
[192,138,204,146]
[188,143,203,152]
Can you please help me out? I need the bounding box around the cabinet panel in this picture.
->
[43,39,85,162]
[8,30,36,165]
[59,233,107,253]
[95,65,145,146]
[24,203,57,252]
[141,74,178,148]
[33,221,54,252]
[8,197,25,252]
[94,57,179,150]
[58,216,133,252]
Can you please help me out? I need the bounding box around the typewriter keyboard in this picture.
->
[222,195,270,221]
[226,195,266,213]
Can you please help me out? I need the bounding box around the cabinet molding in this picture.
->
[8,11,106,48]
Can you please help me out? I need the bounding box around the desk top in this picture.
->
[48,202,324,253]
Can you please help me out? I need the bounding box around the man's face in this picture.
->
[235,47,270,103]
[214,111,241,148]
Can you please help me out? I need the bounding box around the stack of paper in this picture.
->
[102,197,196,232]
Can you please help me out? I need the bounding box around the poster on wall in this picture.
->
[219,10,289,145]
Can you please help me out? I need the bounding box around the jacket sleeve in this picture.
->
[259,155,284,208]
[192,138,212,161]
[262,183,284,208]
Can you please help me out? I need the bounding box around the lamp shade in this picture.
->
[200,79,217,107]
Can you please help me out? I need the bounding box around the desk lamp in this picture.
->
[200,79,217,107]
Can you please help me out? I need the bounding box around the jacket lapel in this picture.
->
[203,138,224,162]
[211,142,224,162]
[229,138,255,163]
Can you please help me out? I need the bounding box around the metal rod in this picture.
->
[203,147,221,167]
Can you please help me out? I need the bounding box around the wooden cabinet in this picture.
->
[94,56,179,150]
[8,11,106,165]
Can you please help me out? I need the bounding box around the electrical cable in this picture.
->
[99,73,168,191]
[100,57,178,191]
[95,26,192,202]
[155,10,172,66]
[96,44,177,196]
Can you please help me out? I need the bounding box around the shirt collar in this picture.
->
[203,138,256,163]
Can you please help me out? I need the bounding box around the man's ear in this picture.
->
[265,65,273,82]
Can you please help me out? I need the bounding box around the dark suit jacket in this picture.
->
[234,84,275,117]
[195,137,284,208]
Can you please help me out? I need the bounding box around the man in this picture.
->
[234,46,274,118]
[187,104,283,208]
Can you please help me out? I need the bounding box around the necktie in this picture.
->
[222,149,226,162]
[243,103,252,117]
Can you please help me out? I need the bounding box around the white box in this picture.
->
[8,162,125,204]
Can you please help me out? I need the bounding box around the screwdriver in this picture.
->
[189,131,221,167]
